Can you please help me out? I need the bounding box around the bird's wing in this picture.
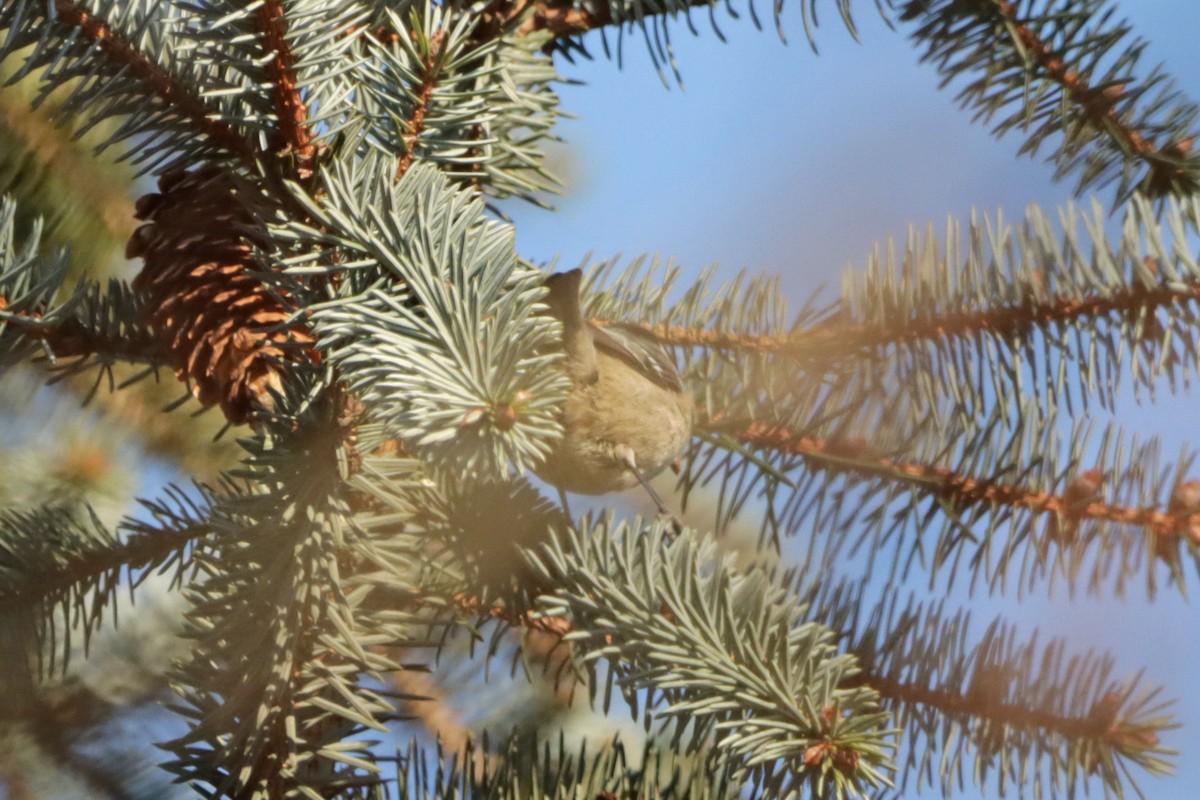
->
[588,321,685,393]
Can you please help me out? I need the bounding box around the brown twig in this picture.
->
[395,31,446,183]
[357,1,695,52]
[993,0,1167,161]
[440,591,572,638]
[330,23,451,255]
[595,277,1200,360]
[254,0,316,177]
[700,413,1196,543]
[50,0,258,166]
[402,591,578,704]
[593,319,796,352]
[850,672,1159,753]
[0,521,203,609]
[0,298,165,364]
[506,0,614,39]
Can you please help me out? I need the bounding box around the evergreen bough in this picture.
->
[0,0,1196,798]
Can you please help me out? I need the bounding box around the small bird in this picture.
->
[535,269,694,522]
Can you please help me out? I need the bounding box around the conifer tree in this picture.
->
[0,1,1198,798]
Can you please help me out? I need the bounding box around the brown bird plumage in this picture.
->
[534,269,694,508]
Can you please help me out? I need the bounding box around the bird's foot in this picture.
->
[656,511,684,540]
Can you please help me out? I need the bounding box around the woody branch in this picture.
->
[254,0,316,177]
[699,413,1200,545]
[597,273,1200,361]
[51,0,259,166]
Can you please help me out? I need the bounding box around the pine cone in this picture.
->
[129,166,315,423]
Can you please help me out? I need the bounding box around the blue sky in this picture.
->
[501,3,1200,797]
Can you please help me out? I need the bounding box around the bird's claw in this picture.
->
[657,511,683,540]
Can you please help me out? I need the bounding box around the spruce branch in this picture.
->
[158,412,563,796]
[707,413,1200,543]
[254,0,316,175]
[178,0,370,171]
[0,300,140,362]
[901,0,1200,200]
[825,194,1200,429]
[474,542,1175,800]
[0,506,140,611]
[393,27,445,183]
[581,199,1200,468]
[471,0,623,44]
[812,582,1175,798]
[450,594,573,639]
[286,161,569,478]
[397,588,574,642]
[692,404,1200,596]
[356,8,563,201]
[0,197,164,380]
[0,499,205,681]
[859,673,1162,756]
[528,516,895,799]
[987,0,1163,160]
[480,0,868,60]
[0,280,164,370]
[163,428,406,796]
[0,500,206,602]
[39,0,257,166]
[601,271,1200,361]
[358,468,584,703]
[526,538,1172,779]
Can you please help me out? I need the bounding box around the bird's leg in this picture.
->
[617,446,683,537]
[557,487,575,528]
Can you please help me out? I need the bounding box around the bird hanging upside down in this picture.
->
[534,269,694,523]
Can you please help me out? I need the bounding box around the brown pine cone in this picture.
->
[128,166,315,423]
